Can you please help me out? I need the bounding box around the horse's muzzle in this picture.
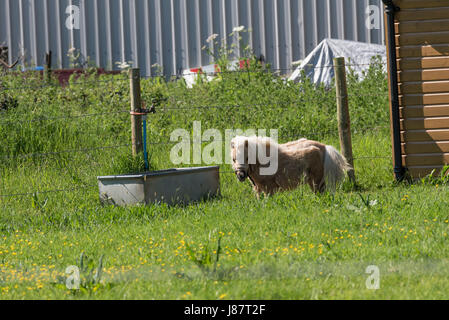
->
[236,170,248,182]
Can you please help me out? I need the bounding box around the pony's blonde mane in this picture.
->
[232,135,280,151]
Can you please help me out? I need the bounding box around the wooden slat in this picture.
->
[398,68,449,82]
[395,20,449,34]
[393,2,449,178]
[402,153,449,166]
[398,80,449,94]
[401,117,449,130]
[402,141,449,153]
[408,166,443,178]
[400,105,449,118]
[398,56,449,70]
[397,45,449,58]
[396,8,449,22]
[395,0,449,9]
[396,31,449,46]
[399,93,449,105]
[401,129,449,142]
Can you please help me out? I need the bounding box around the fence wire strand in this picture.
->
[0,110,130,125]
[0,185,98,198]
[1,76,128,92]
[1,144,131,160]
[144,62,386,78]
[0,124,390,162]
[0,91,386,126]
[1,64,391,199]
[0,155,391,199]
[1,61,386,92]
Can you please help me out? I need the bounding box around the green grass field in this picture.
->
[1,61,448,300]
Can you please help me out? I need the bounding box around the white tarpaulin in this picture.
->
[182,60,249,88]
[182,64,217,88]
[288,38,387,86]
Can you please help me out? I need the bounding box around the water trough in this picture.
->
[97,166,220,207]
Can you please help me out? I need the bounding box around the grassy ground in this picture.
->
[0,62,448,300]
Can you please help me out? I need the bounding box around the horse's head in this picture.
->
[230,137,250,182]
[231,135,279,182]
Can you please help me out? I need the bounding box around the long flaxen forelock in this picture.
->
[232,136,280,166]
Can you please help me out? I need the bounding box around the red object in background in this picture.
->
[189,68,203,74]
[239,59,251,69]
[188,59,251,75]
[50,68,122,86]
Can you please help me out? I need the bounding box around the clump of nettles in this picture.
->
[109,153,148,175]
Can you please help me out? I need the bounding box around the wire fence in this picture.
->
[0,63,391,199]
[0,110,130,125]
[0,144,131,160]
[0,76,129,92]
[1,61,386,92]
[0,156,393,199]
[0,129,392,199]
[142,62,386,78]
[0,185,98,199]
[0,92,385,125]
[0,126,391,161]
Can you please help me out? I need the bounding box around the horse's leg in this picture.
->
[315,176,326,193]
[306,170,318,193]
[307,178,321,193]
[307,164,326,194]
[317,179,326,193]
[251,183,264,199]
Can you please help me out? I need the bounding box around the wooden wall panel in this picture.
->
[396,8,449,21]
[399,93,449,105]
[403,153,449,166]
[395,0,449,9]
[397,57,449,70]
[396,32,449,46]
[401,129,449,142]
[401,117,449,130]
[407,166,443,178]
[397,45,449,59]
[400,105,449,118]
[398,81,449,94]
[402,141,449,153]
[388,0,449,179]
[398,69,449,82]
[395,20,449,34]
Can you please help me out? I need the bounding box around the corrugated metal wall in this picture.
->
[0,0,385,77]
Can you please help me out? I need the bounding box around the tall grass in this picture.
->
[2,59,448,300]
[0,56,388,165]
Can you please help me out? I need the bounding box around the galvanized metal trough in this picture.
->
[97,166,220,207]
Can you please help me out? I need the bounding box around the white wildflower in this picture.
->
[206,33,219,43]
[369,200,378,207]
[116,61,131,70]
[233,26,245,33]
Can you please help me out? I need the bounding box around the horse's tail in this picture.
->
[323,145,351,190]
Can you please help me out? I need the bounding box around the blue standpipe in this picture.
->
[142,115,149,171]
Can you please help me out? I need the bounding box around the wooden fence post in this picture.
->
[44,51,52,83]
[333,57,356,183]
[130,68,143,157]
